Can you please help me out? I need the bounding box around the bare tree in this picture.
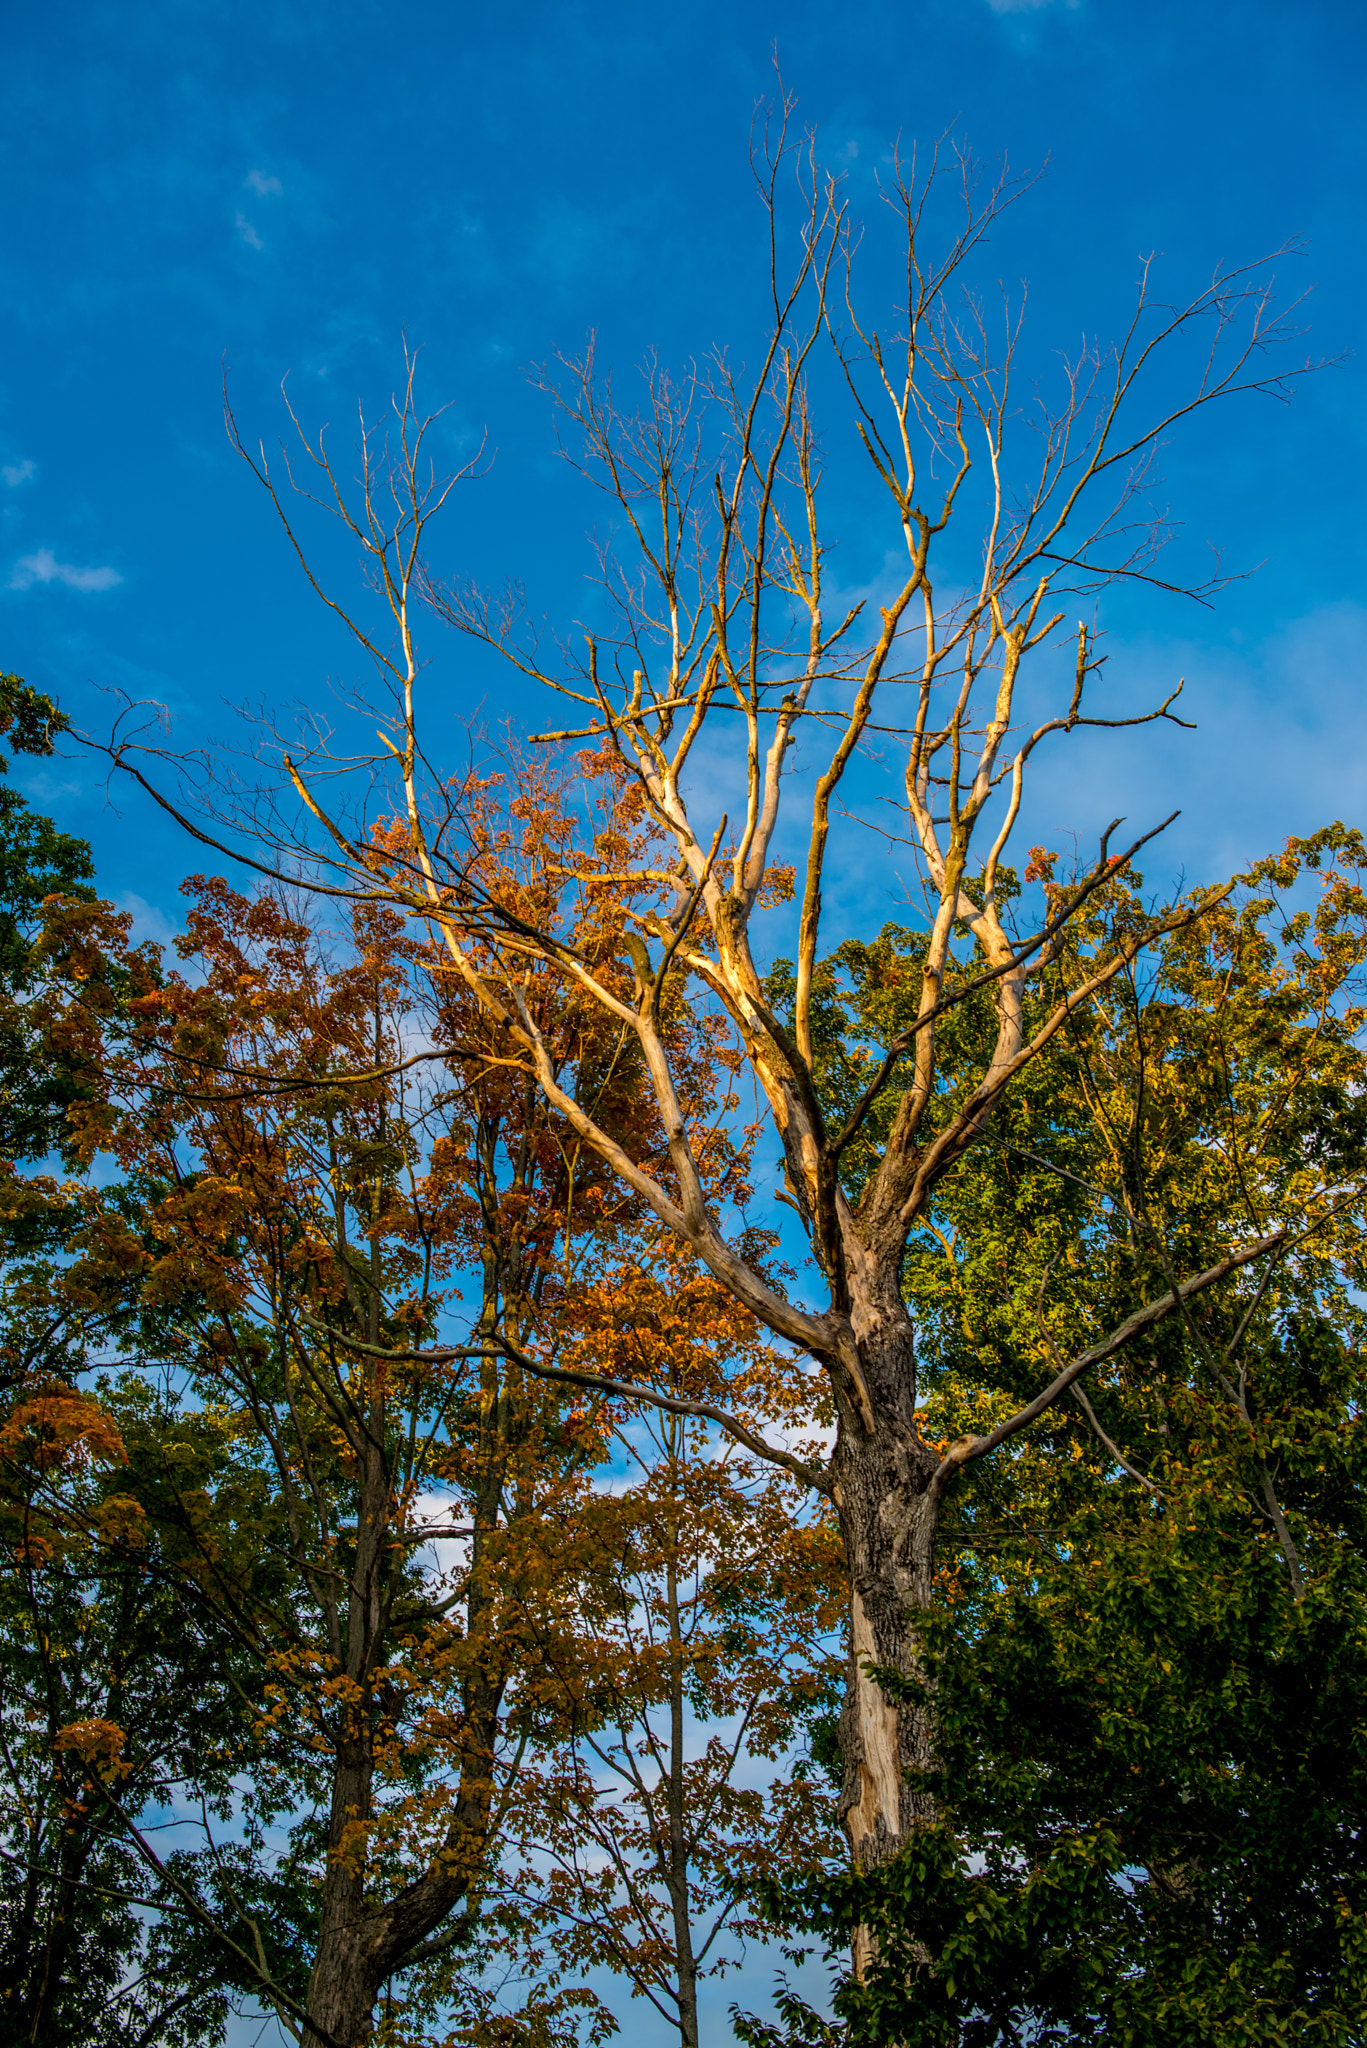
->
[102,104,1318,1979]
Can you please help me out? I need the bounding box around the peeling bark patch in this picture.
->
[847,1588,904,1851]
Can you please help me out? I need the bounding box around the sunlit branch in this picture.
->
[831,812,1178,1162]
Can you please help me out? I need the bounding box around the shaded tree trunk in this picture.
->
[303,1679,507,2047]
[827,1279,945,1980]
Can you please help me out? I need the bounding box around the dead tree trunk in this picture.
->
[829,1312,941,1875]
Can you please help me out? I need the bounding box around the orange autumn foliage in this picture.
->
[14,755,835,2047]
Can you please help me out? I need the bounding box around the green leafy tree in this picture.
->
[740,830,1367,2044]
[0,1379,243,2048]
[0,673,94,1166]
[0,675,237,2047]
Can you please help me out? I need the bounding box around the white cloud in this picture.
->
[2,459,35,487]
[1019,598,1367,889]
[235,211,264,250]
[245,169,282,197]
[9,547,121,593]
[116,893,181,951]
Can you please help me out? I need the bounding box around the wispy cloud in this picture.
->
[987,0,1079,12]
[9,547,121,592]
[2,459,35,487]
[235,211,264,250]
[116,893,181,951]
[245,168,282,197]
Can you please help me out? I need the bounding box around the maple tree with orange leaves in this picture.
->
[0,753,841,2047]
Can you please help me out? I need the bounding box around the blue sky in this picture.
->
[1,0,1364,2035]
[1,0,1364,937]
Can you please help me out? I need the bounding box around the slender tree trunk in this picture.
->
[23,1807,93,2042]
[665,1546,700,2048]
[306,1422,386,2044]
[34,1865,76,2044]
[2,1824,41,2039]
